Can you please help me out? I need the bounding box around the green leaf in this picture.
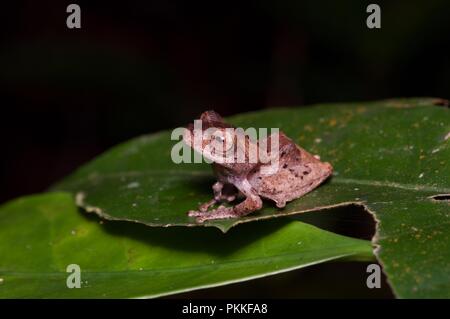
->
[0,192,372,298]
[53,98,450,298]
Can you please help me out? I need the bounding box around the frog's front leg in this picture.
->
[188,180,262,222]
[189,194,262,223]
[197,182,237,212]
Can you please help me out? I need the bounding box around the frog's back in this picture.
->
[248,133,332,208]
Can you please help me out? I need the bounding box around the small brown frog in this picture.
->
[183,110,333,222]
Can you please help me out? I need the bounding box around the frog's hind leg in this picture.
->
[195,182,238,212]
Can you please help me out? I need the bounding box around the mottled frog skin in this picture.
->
[183,111,333,222]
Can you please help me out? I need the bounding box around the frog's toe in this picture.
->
[273,199,286,208]
[187,210,207,217]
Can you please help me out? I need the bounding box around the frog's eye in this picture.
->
[210,130,234,153]
[210,130,225,142]
[214,135,225,143]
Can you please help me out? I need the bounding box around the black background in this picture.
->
[2,0,449,202]
[0,299,440,317]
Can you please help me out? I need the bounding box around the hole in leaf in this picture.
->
[430,194,450,201]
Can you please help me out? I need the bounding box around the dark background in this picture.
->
[2,0,450,203]
[1,0,449,298]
